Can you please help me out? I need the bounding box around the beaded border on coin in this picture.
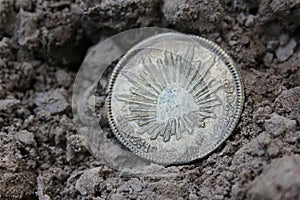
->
[106,32,244,165]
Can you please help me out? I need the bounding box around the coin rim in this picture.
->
[106,32,244,165]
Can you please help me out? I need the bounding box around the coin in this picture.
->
[106,32,244,165]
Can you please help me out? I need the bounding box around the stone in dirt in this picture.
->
[263,52,274,67]
[237,13,246,25]
[75,167,104,196]
[279,33,290,46]
[275,38,297,62]
[244,15,255,27]
[14,130,36,146]
[247,155,300,200]
[34,89,69,114]
[267,40,279,51]
[66,134,90,163]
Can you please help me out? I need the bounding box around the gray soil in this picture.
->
[1,0,300,199]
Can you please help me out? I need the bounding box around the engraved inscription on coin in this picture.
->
[106,33,244,165]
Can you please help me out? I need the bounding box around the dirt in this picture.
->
[0,0,300,199]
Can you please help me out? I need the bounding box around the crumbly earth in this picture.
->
[0,0,300,199]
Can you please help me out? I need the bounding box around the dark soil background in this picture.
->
[1,0,300,199]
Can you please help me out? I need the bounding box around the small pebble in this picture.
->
[237,13,246,25]
[216,37,222,43]
[245,15,255,27]
[275,38,297,62]
[228,40,238,46]
[263,52,274,66]
[15,130,36,146]
[279,33,289,46]
[267,40,279,51]
[68,134,89,153]
[75,167,103,196]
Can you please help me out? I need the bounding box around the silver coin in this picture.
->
[106,33,244,165]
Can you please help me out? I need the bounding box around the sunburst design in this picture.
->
[116,48,222,142]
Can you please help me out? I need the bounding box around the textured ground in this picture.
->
[0,0,300,199]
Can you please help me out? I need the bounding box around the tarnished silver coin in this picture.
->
[106,33,244,165]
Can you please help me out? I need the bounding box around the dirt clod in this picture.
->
[247,155,300,200]
[163,0,224,33]
[34,89,70,114]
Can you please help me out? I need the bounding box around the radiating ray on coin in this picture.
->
[183,115,193,135]
[198,100,222,108]
[163,120,172,142]
[188,56,215,93]
[196,96,220,105]
[192,78,213,95]
[150,57,168,87]
[137,121,158,134]
[121,71,159,96]
[175,118,182,140]
[116,95,156,106]
[129,88,158,101]
[139,72,162,94]
[150,124,164,140]
[194,81,223,102]
[142,57,165,90]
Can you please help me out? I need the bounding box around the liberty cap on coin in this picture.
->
[106,32,244,165]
